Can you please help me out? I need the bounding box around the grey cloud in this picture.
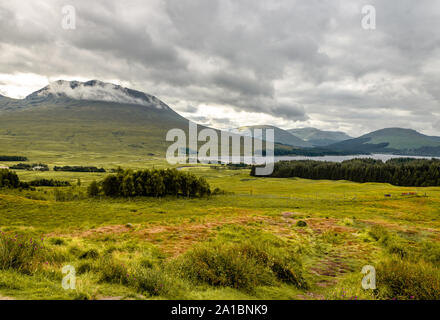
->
[0,0,439,136]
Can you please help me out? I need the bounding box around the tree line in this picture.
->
[54,166,106,173]
[251,158,440,187]
[10,163,49,171]
[0,156,28,161]
[0,169,71,189]
[88,168,211,198]
[28,179,71,187]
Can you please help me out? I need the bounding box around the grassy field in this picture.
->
[0,159,439,300]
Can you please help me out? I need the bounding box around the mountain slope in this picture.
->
[230,125,312,148]
[0,80,197,163]
[288,127,352,146]
[328,128,440,155]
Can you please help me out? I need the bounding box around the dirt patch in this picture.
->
[48,224,134,238]
[281,212,303,218]
[305,218,356,235]
[47,215,271,256]
[137,216,269,256]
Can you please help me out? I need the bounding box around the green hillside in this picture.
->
[364,128,440,149]
[0,81,198,163]
[329,128,440,155]
[288,127,352,146]
[231,125,312,148]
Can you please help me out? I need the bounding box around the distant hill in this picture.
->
[0,80,202,162]
[328,128,440,156]
[229,125,312,148]
[288,127,352,146]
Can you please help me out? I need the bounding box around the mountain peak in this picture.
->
[25,80,169,110]
[366,127,421,136]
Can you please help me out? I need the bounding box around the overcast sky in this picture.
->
[1,0,439,137]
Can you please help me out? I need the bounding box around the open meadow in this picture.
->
[1,158,439,300]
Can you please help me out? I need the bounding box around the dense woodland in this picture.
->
[251,158,440,187]
[89,168,211,198]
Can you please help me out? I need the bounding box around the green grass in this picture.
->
[0,161,439,300]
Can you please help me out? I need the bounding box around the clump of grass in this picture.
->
[386,241,408,259]
[420,241,440,264]
[174,241,307,292]
[342,218,354,226]
[49,238,66,246]
[367,225,410,259]
[376,258,440,300]
[127,265,181,298]
[96,256,129,284]
[79,249,100,260]
[368,225,391,244]
[320,230,345,244]
[0,232,46,274]
[77,261,93,275]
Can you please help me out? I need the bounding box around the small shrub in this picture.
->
[174,241,307,291]
[128,266,177,297]
[296,220,307,227]
[87,181,100,197]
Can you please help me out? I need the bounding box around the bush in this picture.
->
[0,169,20,189]
[97,256,129,284]
[94,255,183,298]
[174,241,307,292]
[376,258,440,300]
[87,181,100,197]
[296,220,307,227]
[128,265,178,297]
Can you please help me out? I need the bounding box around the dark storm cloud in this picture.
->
[0,0,439,135]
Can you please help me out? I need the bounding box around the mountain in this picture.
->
[0,80,197,163]
[328,128,440,155]
[229,125,313,148]
[288,127,352,146]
